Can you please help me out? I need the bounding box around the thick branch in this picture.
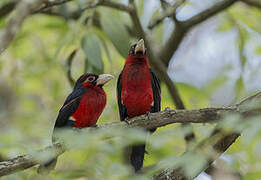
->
[0,143,64,177]
[155,92,261,180]
[0,92,260,177]
[160,0,238,66]
[155,132,240,180]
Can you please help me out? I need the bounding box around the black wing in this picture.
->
[117,72,128,121]
[54,88,86,128]
[150,69,161,113]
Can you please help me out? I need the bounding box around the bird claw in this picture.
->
[146,111,151,120]
[124,117,131,125]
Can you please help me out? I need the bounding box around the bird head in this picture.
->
[128,39,146,57]
[74,73,114,89]
[126,39,150,67]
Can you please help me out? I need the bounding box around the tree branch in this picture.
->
[65,50,77,87]
[97,1,131,12]
[0,1,17,19]
[0,0,80,55]
[125,0,186,111]
[159,0,238,66]
[127,0,195,144]
[0,0,45,55]
[33,0,74,12]
[155,132,240,180]
[0,143,64,177]
[240,0,261,9]
[148,0,185,30]
[0,92,260,177]
[0,0,75,20]
[160,0,170,10]
[0,0,132,55]
[154,92,261,180]
[182,0,237,29]
[80,0,131,13]
[0,0,186,115]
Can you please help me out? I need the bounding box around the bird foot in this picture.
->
[124,117,131,125]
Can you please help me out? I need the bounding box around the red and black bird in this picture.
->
[38,73,114,173]
[117,39,161,172]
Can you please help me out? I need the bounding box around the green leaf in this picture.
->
[84,58,103,74]
[81,33,104,73]
[101,13,130,57]
[100,39,112,64]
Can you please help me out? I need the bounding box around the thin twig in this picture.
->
[160,0,170,10]
[33,0,75,13]
[65,50,77,87]
[81,0,131,12]
[0,0,75,20]
[148,0,185,30]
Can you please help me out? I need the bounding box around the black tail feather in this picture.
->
[130,144,146,172]
[37,158,57,174]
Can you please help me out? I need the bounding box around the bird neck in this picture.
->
[125,55,151,68]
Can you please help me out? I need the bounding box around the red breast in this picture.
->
[72,86,106,128]
[121,56,153,117]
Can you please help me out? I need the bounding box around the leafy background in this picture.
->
[0,0,261,179]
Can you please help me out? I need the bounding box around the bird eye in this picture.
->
[87,76,95,82]
[129,45,135,54]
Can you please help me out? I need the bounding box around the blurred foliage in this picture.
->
[0,0,261,179]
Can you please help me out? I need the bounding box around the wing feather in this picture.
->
[54,88,86,127]
[150,69,161,113]
[117,72,128,121]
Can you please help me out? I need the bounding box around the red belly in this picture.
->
[72,88,106,128]
[121,63,153,117]
[123,92,153,117]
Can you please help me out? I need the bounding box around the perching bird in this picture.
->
[38,73,114,174]
[117,39,161,172]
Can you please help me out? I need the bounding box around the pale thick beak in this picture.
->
[134,39,145,55]
[96,74,114,86]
